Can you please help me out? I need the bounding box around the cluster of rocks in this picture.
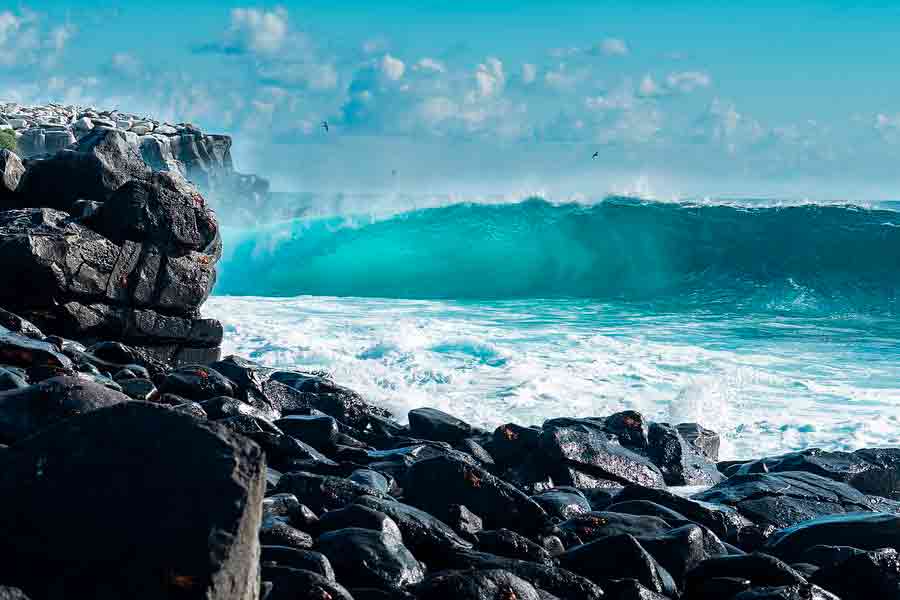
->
[0,311,899,599]
[0,127,222,363]
[0,102,270,221]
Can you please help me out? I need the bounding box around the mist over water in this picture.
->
[209,195,900,459]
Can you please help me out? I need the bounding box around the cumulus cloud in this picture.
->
[0,8,73,68]
[522,63,537,84]
[597,37,629,56]
[638,74,663,97]
[380,54,406,80]
[224,7,289,55]
[666,71,711,93]
[415,58,446,73]
[475,58,505,98]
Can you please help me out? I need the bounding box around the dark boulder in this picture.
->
[606,500,691,523]
[635,523,728,584]
[0,308,43,340]
[732,583,840,599]
[408,407,472,442]
[677,422,721,461]
[646,422,723,486]
[16,129,150,212]
[260,546,334,581]
[270,370,391,429]
[260,516,314,550]
[249,432,337,472]
[556,511,671,544]
[0,402,265,600]
[601,579,670,599]
[405,454,550,533]
[532,487,592,520]
[765,512,900,561]
[276,471,387,514]
[540,420,665,488]
[316,505,403,541]
[447,504,483,541]
[119,377,157,401]
[413,569,542,600]
[261,565,354,600]
[273,414,339,450]
[605,410,650,449]
[0,375,129,443]
[487,423,542,468]
[348,468,392,494]
[810,546,900,599]
[476,529,555,566]
[686,552,808,595]
[0,149,24,206]
[559,533,677,596]
[316,527,425,592]
[799,545,867,570]
[262,493,303,523]
[695,471,877,530]
[159,365,235,401]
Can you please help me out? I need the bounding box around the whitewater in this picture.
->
[206,197,900,460]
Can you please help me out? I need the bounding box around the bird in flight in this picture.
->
[322,121,329,132]
[592,151,599,159]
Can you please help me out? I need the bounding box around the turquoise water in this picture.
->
[208,198,900,459]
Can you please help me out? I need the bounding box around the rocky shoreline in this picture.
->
[0,109,898,599]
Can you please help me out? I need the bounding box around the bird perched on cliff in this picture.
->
[592,151,599,159]
[322,121,329,132]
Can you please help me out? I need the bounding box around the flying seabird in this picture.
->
[592,151,599,159]
[322,121,329,132]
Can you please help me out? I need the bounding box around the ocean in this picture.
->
[206,197,900,460]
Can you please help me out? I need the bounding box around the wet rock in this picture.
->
[614,485,750,541]
[260,516,314,550]
[455,437,496,468]
[276,471,387,513]
[696,471,877,530]
[765,512,900,561]
[405,454,550,533]
[810,546,900,599]
[0,149,24,205]
[316,505,403,541]
[447,504,483,541]
[0,308,43,340]
[408,407,472,442]
[601,579,670,599]
[0,331,72,374]
[686,552,808,596]
[263,493,302,522]
[677,422,721,461]
[447,550,605,600]
[556,511,672,544]
[559,533,677,596]
[532,487,592,520]
[249,432,338,472]
[0,375,129,443]
[317,527,425,592]
[635,523,728,583]
[605,410,650,449]
[274,414,339,451]
[270,370,391,429]
[0,587,29,600]
[261,565,354,600]
[646,422,723,486]
[0,367,27,391]
[261,546,334,580]
[119,377,157,401]
[348,468,392,494]
[476,529,555,566]
[606,499,690,522]
[414,569,542,600]
[540,420,665,488]
[488,423,542,468]
[159,364,235,401]
[0,402,264,600]
[799,545,867,569]
[353,496,473,565]
[688,577,753,599]
[732,583,841,599]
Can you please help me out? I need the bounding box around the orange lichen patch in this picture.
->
[195,370,209,379]
[311,587,332,600]
[622,415,640,428]
[169,574,201,590]
[464,469,482,488]
[198,255,211,266]
[589,516,608,527]
[190,192,206,207]
[501,426,518,441]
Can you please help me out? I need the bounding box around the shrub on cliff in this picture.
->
[0,129,15,152]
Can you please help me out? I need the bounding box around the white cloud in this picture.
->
[522,63,537,84]
[598,38,629,56]
[0,8,72,68]
[875,113,900,143]
[381,54,406,80]
[638,74,663,97]
[666,71,711,93]
[111,52,142,77]
[415,58,446,73]
[226,7,289,55]
[475,58,505,98]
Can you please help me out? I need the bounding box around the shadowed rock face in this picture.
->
[0,402,265,600]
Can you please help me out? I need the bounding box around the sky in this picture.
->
[2,1,900,200]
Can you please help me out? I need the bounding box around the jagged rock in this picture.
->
[446,504,483,541]
[414,569,543,600]
[686,552,808,596]
[0,150,24,205]
[635,523,728,583]
[269,370,392,429]
[159,365,235,400]
[732,583,841,599]
[317,528,425,592]
[617,485,750,541]
[0,308,43,340]
[274,414,339,450]
[0,375,129,443]
[248,432,337,472]
[765,512,900,560]
[811,546,900,599]
[799,545,867,569]
[316,505,403,541]
[16,129,150,212]
[276,471,387,513]
[695,471,878,530]
[0,402,265,600]
[405,454,550,533]
[475,529,555,566]
[677,422,721,461]
[559,533,677,596]
[0,588,29,600]
[540,419,665,488]
[646,422,724,486]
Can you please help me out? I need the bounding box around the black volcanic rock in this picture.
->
[414,569,543,600]
[276,471,387,513]
[559,533,677,596]
[260,546,335,580]
[405,453,550,533]
[647,421,724,486]
[316,527,425,592]
[0,402,265,600]
[261,565,354,600]
[677,422,721,461]
[475,529,555,566]
[617,485,750,541]
[531,487,592,520]
[0,149,24,206]
[0,375,129,443]
[408,407,473,442]
[810,546,900,599]
[732,583,841,599]
[765,512,900,561]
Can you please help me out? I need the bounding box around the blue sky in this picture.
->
[2,1,900,199]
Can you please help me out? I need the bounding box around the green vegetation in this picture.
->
[0,129,16,153]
